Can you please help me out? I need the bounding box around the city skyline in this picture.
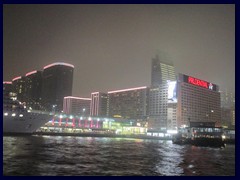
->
[3,4,235,97]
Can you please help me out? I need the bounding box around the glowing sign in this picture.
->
[182,74,217,91]
[188,76,208,88]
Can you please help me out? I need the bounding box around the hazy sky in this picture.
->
[3,4,235,97]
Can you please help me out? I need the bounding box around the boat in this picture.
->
[173,122,225,148]
[3,89,53,135]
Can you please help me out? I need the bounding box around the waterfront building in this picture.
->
[3,81,13,93]
[41,62,74,112]
[63,96,91,116]
[107,86,149,120]
[149,54,177,132]
[90,92,108,117]
[177,73,221,127]
[11,76,26,103]
[148,81,178,131]
[25,70,43,110]
[151,54,176,86]
[220,91,235,128]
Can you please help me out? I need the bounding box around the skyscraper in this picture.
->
[41,62,74,112]
[151,54,176,86]
[25,70,43,110]
[11,76,26,102]
[149,54,177,132]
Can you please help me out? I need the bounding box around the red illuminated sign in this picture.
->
[188,76,208,89]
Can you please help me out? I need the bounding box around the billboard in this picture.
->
[168,81,177,103]
[182,74,217,91]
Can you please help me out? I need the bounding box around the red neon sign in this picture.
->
[188,76,208,89]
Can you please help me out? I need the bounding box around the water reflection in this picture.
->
[3,136,235,176]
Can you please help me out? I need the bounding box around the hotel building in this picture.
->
[25,70,43,110]
[107,86,149,120]
[177,73,221,127]
[63,96,91,116]
[41,62,74,112]
[90,92,108,117]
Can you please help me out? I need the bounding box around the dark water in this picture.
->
[3,136,235,176]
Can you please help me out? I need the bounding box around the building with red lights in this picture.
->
[63,96,91,116]
[177,73,221,127]
[41,62,74,112]
[90,92,108,117]
[107,86,149,120]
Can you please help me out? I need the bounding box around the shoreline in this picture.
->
[4,132,173,140]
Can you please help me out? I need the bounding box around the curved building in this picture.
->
[41,62,74,112]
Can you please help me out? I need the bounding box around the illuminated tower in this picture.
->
[41,62,74,112]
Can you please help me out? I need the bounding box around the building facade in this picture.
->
[90,92,108,117]
[25,70,43,110]
[107,86,149,120]
[148,81,178,131]
[63,96,91,116]
[41,62,74,112]
[220,91,235,128]
[151,54,176,86]
[11,76,26,103]
[177,74,221,127]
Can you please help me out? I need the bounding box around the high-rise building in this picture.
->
[151,54,176,86]
[63,96,91,116]
[148,81,178,131]
[12,76,26,102]
[3,81,13,93]
[107,86,149,119]
[220,91,235,128]
[90,92,108,117]
[177,74,221,127]
[25,70,43,110]
[41,62,74,112]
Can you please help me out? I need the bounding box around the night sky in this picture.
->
[3,4,235,97]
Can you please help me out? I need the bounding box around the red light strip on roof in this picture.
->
[3,81,12,84]
[12,76,22,81]
[108,86,147,94]
[64,96,91,100]
[43,62,74,69]
[25,70,37,77]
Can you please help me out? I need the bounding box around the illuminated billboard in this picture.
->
[168,81,177,103]
[182,74,217,91]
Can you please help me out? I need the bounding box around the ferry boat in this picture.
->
[172,122,225,148]
[3,89,53,134]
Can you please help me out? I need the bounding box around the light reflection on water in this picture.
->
[3,136,235,176]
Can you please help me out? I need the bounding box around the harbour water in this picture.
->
[3,136,235,176]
